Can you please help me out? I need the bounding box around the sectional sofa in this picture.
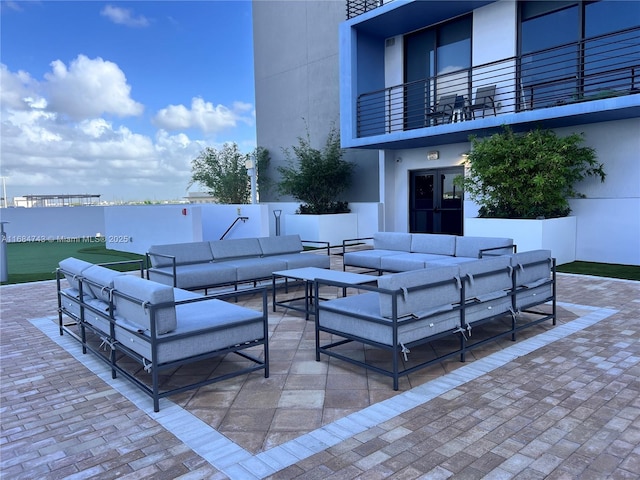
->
[316,249,556,389]
[146,234,330,292]
[57,257,269,412]
[343,232,515,274]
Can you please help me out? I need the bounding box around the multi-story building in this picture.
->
[253,0,639,265]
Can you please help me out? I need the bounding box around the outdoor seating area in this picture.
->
[56,257,269,412]
[316,249,555,390]
[426,86,497,126]
[2,249,638,478]
[146,234,330,292]
[342,232,515,274]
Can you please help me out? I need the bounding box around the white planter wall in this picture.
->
[284,213,358,247]
[464,216,577,265]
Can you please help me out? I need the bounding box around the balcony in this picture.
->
[353,27,639,149]
[346,0,383,19]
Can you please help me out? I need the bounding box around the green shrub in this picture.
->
[277,126,354,214]
[457,126,606,219]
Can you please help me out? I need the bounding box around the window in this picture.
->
[404,16,471,129]
[519,0,640,108]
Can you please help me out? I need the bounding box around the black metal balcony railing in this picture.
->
[346,0,383,19]
[357,27,640,138]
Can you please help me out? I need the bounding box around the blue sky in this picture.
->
[1,1,256,202]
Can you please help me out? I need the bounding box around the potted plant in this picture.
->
[277,125,357,245]
[457,126,606,264]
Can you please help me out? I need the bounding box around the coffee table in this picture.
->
[272,267,377,319]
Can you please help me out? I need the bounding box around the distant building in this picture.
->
[13,194,101,208]
[185,192,217,204]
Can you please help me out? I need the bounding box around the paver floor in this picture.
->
[1,255,638,479]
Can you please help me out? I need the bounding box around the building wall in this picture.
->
[381,118,640,265]
[252,0,379,204]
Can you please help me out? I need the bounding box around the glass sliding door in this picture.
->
[403,16,471,129]
[410,167,464,235]
[404,30,435,130]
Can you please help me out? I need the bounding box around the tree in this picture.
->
[254,146,272,198]
[189,143,270,204]
[456,126,605,219]
[277,126,354,214]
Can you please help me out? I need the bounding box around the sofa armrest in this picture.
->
[98,259,146,277]
[342,236,374,256]
[480,244,517,257]
[301,239,331,256]
[146,252,177,287]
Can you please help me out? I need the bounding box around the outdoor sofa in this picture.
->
[342,232,515,274]
[57,257,269,412]
[316,249,555,389]
[146,234,330,292]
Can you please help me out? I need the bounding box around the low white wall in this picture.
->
[104,204,271,255]
[0,207,105,242]
[570,198,640,266]
[1,202,384,257]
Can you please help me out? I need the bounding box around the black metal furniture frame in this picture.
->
[57,263,269,412]
[315,257,556,390]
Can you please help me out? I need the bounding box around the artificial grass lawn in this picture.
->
[2,239,145,285]
[1,240,638,284]
[556,261,640,281]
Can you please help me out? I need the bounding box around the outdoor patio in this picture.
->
[1,253,639,479]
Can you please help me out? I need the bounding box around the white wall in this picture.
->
[0,207,105,242]
[565,119,640,265]
[104,204,272,255]
[381,118,639,266]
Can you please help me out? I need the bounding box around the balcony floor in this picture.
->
[2,253,639,479]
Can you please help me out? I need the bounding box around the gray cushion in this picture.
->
[373,232,412,251]
[59,287,92,319]
[225,257,288,282]
[455,236,513,258]
[113,275,177,334]
[114,298,264,364]
[377,265,460,319]
[458,256,512,302]
[271,252,330,269]
[59,257,94,291]
[458,256,513,324]
[149,263,237,290]
[83,298,112,335]
[381,253,452,272]
[259,235,303,256]
[510,250,552,287]
[343,249,404,270]
[82,265,126,302]
[148,242,213,267]
[410,234,456,256]
[425,257,477,267]
[510,250,553,310]
[210,238,263,260]
[319,292,461,346]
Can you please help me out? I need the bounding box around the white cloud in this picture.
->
[0,61,252,201]
[100,5,150,28]
[0,64,40,110]
[45,55,144,120]
[153,97,254,134]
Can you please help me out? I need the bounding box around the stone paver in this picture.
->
[1,263,639,479]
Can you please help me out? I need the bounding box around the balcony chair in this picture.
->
[467,85,497,119]
[425,93,457,125]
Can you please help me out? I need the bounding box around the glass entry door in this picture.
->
[410,167,464,235]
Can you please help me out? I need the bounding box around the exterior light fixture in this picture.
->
[427,151,439,160]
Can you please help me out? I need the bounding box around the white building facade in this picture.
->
[254,0,640,265]
[342,0,639,265]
